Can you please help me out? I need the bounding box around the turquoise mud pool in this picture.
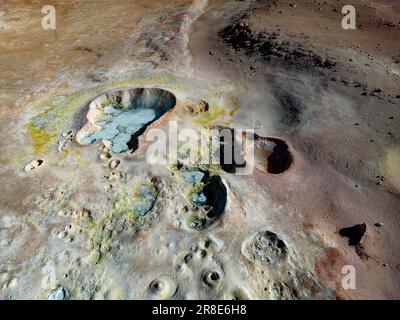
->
[79,88,176,153]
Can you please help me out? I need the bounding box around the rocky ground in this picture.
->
[0,0,399,299]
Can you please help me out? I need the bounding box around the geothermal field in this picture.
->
[0,0,400,300]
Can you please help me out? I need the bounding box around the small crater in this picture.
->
[148,276,178,300]
[24,159,44,172]
[183,253,193,264]
[203,271,220,287]
[254,135,293,174]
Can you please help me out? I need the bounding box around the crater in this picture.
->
[202,176,227,219]
[254,135,293,174]
[202,270,221,287]
[148,276,178,300]
[76,88,176,153]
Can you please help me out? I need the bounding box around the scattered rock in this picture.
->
[218,22,336,71]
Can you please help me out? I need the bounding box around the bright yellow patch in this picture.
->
[193,104,226,125]
[27,124,57,154]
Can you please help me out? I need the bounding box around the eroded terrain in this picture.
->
[0,0,400,299]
